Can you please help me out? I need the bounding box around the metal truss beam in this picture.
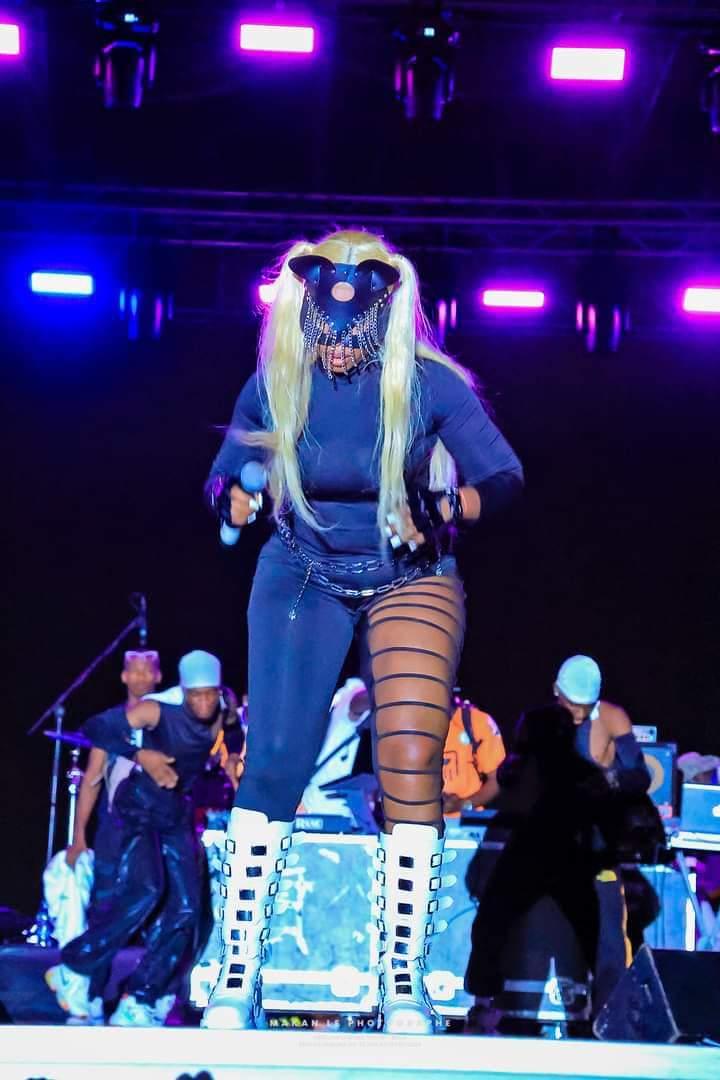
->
[89,3,720,30]
[1,183,720,259]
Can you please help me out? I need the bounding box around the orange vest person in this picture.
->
[442,698,506,816]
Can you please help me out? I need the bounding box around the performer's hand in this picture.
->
[384,505,426,553]
[136,748,179,789]
[223,752,243,791]
[229,484,263,527]
[65,842,88,869]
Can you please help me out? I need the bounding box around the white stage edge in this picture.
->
[0,1027,719,1080]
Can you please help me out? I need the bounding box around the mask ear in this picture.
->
[356,259,401,293]
[288,255,335,284]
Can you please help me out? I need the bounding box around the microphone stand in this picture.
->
[24,600,146,946]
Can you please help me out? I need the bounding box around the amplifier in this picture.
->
[641,743,677,820]
[633,725,658,744]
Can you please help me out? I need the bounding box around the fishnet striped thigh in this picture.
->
[366,575,466,833]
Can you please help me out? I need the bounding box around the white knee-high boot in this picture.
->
[374,823,455,1035]
[202,808,294,1030]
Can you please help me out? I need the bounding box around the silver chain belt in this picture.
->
[275,517,442,619]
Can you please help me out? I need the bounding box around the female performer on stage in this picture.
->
[203,230,523,1034]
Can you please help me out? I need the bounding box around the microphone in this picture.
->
[137,595,148,647]
[220,461,268,547]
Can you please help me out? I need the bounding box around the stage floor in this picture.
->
[0,1027,718,1080]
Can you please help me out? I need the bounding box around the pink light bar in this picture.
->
[258,281,279,304]
[0,22,21,56]
[239,23,315,55]
[481,289,546,310]
[682,287,720,314]
[550,47,626,82]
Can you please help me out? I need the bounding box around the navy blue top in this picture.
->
[139,701,217,794]
[210,359,523,557]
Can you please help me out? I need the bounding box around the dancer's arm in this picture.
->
[65,746,106,868]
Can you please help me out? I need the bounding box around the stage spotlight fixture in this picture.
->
[239,22,316,55]
[481,288,546,310]
[550,45,626,83]
[682,285,720,314]
[576,228,629,354]
[393,10,459,121]
[94,2,159,109]
[0,21,21,57]
[29,271,95,297]
[701,43,720,135]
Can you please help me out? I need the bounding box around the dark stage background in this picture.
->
[2,2,720,916]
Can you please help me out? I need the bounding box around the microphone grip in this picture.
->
[219,462,267,548]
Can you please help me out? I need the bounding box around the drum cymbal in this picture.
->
[43,729,91,749]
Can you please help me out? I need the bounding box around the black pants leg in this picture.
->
[84,798,126,997]
[593,871,630,1013]
[61,817,163,985]
[125,819,202,1004]
[234,541,357,819]
[88,799,124,924]
[464,843,546,998]
[464,840,600,999]
[549,868,601,981]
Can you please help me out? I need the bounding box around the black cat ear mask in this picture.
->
[288,255,401,345]
[288,255,401,296]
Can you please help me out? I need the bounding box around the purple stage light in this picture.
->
[0,21,21,56]
[435,297,459,344]
[550,46,626,82]
[682,286,720,314]
[436,299,448,344]
[239,23,315,55]
[258,281,279,304]
[481,288,546,310]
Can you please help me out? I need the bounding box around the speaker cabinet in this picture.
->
[594,945,720,1043]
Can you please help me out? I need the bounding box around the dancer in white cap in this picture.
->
[554,655,649,795]
[47,650,226,1027]
[463,655,651,1022]
[554,653,651,1013]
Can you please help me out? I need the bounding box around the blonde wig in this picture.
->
[244,230,474,538]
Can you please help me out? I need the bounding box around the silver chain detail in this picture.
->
[276,517,441,615]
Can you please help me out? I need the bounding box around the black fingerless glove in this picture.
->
[406,486,464,545]
[204,473,235,525]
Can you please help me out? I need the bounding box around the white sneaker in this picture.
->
[66,996,105,1026]
[153,994,176,1025]
[45,964,92,1020]
[109,994,161,1027]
